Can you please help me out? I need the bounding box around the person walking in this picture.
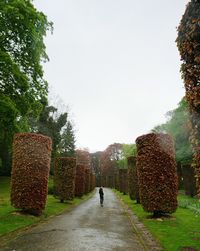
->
[99,186,104,207]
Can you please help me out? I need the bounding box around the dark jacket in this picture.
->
[99,187,104,198]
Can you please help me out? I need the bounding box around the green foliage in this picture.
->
[0,0,52,174]
[152,98,193,164]
[178,194,200,215]
[115,190,200,251]
[0,0,52,116]
[117,144,136,169]
[59,121,76,157]
[30,104,68,158]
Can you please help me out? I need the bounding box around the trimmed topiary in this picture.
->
[127,156,140,203]
[136,133,178,216]
[11,133,52,216]
[114,170,119,190]
[119,169,128,195]
[176,0,200,195]
[54,157,76,202]
[182,164,197,197]
[75,164,86,197]
[84,168,90,194]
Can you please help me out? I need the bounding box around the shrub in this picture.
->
[11,133,52,215]
[119,169,128,194]
[54,157,76,202]
[75,164,86,197]
[127,156,140,203]
[136,133,178,215]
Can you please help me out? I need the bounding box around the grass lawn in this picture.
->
[0,176,93,237]
[114,190,200,251]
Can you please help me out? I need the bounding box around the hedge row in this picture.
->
[11,133,96,215]
[54,157,76,202]
[136,133,178,215]
[11,133,52,215]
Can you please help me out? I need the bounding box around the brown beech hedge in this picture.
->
[114,170,119,190]
[84,168,90,194]
[119,169,128,194]
[11,133,52,215]
[127,156,140,203]
[176,0,200,195]
[54,157,76,202]
[75,164,86,197]
[182,164,197,197]
[136,133,178,215]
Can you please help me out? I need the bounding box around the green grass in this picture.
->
[0,176,93,236]
[114,190,200,251]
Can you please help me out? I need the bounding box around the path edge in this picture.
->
[114,191,163,251]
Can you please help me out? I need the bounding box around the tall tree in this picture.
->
[152,98,193,165]
[117,144,136,169]
[177,1,200,194]
[0,0,52,174]
[59,121,76,157]
[36,105,67,158]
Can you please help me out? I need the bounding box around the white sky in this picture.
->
[34,0,187,153]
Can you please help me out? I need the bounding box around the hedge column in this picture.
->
[119,169,128,194]
[127,156,140,203]
[136,133,178,215]
[75,164,86,197]
[176,0,200,194]
[11,133,52,215]
[54,157,76,202]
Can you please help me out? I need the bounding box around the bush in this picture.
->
[136,133,178,215]
[54,157,76,202]
[119,169,128,194]
[75,164,86,197]
[127,156,140,203]
[11,133,52,216]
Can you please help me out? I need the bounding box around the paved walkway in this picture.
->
[0,188,162,251]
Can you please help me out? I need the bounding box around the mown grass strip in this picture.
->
[0,177,94,237]
[114,190,200,251]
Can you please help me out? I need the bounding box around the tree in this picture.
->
[0,0,52,174]
[117,144,136,169]
[152,98,193,164]
[59,121,76,157]
[35,104,68,158]
[0,0,52,116]
[176,0,200,194]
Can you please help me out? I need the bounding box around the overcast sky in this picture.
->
[34,0,188,152]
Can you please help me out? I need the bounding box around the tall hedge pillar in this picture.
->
[136,133,178,215]
[75,164,86,197]
[127,156,140,203]
[176,0,200,195]
[11,133,52,215]
[119,169,128,194]
[54,157,76,202]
